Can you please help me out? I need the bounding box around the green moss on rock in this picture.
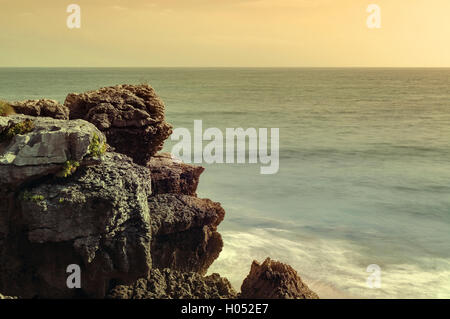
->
[88,133,107,158]
[22,191,45,203]
[57,160,80,178]
[0,119,35,143]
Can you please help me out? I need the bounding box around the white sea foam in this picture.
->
[208,228,450,298]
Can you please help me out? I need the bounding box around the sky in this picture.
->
[0,0,449,67]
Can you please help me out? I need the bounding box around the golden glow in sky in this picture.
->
[0,0,449,67]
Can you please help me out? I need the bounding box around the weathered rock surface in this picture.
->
[0,115,106,191]
[0,115,107,264]
[65,84,173,165]
[0,87,232,299]
[240,258,319,299]
[147,153,204,196]
[107,268,236,299]
[0,154,226,298]
[11,99,69,120]
[149,194,224,275]
[0,152,153,298]
[0,149,226,298]
[145,153,221,275]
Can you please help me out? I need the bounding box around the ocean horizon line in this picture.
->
[1,66,449,69]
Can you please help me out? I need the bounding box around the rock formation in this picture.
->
[240,257,319,299]
[65,84,173,165]
[11,99,69,120]
[4,152,152,298]
[0,97,223,298]
[0,115,108,298]
[0,150,223,297]
[0,115,105,190]
[107,269,236,299]
[0,85,318,300]
[149,194,224,275]
[147,153,204,196]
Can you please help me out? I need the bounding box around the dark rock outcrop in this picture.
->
[0,152,153,298]
[149,194,224,275]
[143,153,222,276]
[240,258,319,299]
[147,153,204,196]
[11,99,69,120]
[0,114,225,298]
[107,268,236,299]
[0,115,107,281]
[0,85,319,300]
[65,84,173,165]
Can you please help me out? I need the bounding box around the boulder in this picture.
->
[65,84,173,165]
[0,115,106,191]
[0,152,153,298]
[11,99,69,120]
[240,258,319,299]
[149,194,224,275]
[107,268,236,299]
[147,153,204,196]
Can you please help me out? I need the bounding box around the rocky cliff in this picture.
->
[240,258,319,299]
[0,85,318,299]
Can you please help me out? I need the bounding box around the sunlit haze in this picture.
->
[0,0,449,67]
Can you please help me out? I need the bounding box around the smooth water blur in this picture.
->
[1,68,449,298]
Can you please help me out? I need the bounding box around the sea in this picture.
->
[1,67,449,298]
